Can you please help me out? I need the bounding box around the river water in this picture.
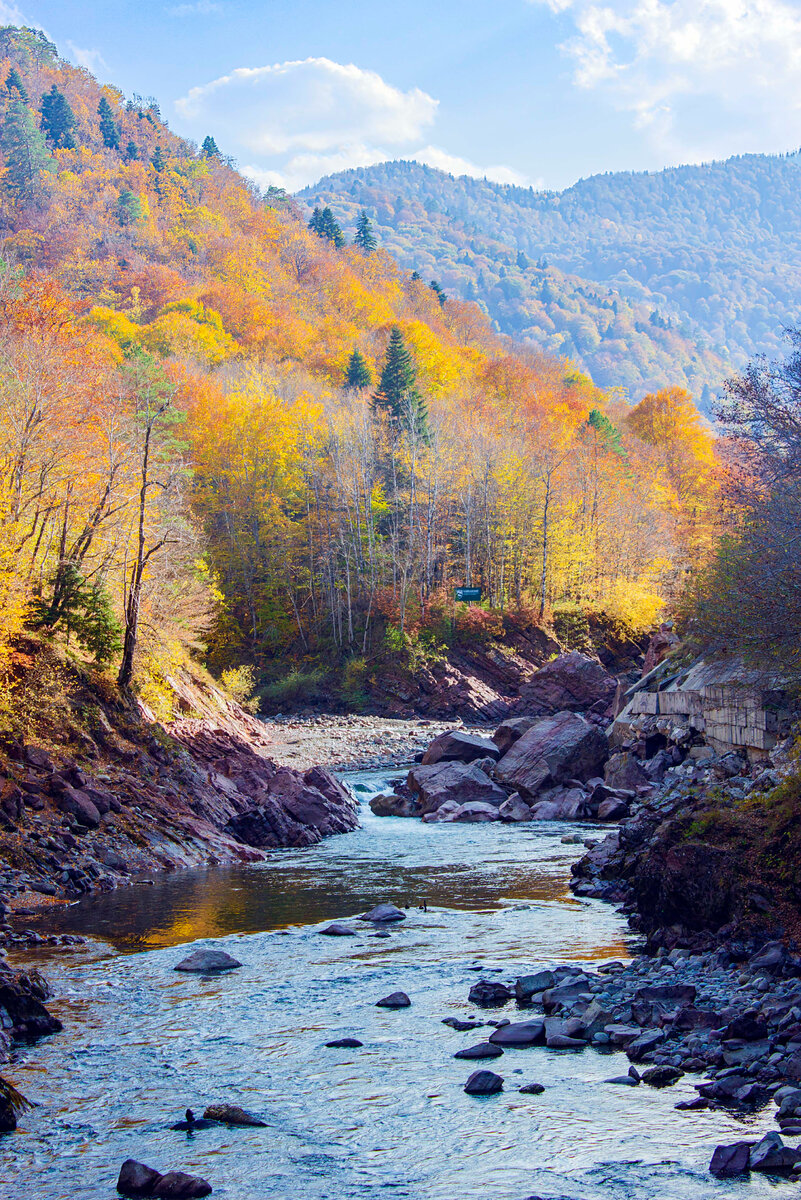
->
[2,769,779,1199]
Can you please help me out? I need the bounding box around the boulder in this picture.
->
[464,1069,503,1095]
[446,801,501,823]
[376,991,410,1008]
[604,752,648,792]
[369,793,419,818]
[360,903,406,923]
[635,983,696,1005]
[606,1075,639,1086]
[325,1037,363,1048]
[492,717,537,757]
[597,798,629,821]
[154,1172,213,1199]
[468,980,511,1007]
[528,788,588,820]
[422,730,500,766]
[518,1082,545,1094]
[203,1103,266,1126]
[319,923,357,936]
[709,1143,752,1178]
[268,769,351,835]
[498,795,532,823]
[641,1065,682,1088]
[520,652,617,716]
[495,712,608,800]
[407,761,507,814]
[117,1159,163,1197]
[488,1020,545,1047]
[174,950,242,973]
[422,800,461,823]
[454,1041,504,1059]
[750,941,788,973]
[515,971,555,1003]
[54,785,101,828]
[750,1132,801,1174]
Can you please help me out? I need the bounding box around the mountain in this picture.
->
[301,153,801,406]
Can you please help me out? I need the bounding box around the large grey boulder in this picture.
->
[498,795,532,822]
[604,752,648,791]
[407,761,507,814]
[495,711,608,800]
[445,801,501,823]
[521,651,617,715]
[174,950,242,973]
[422,730,500,766]
[492,717,537,757]
[369,793,419,818]
[488,1020,545,1047]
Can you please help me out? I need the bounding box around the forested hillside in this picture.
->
[0,26,718,713]
[302,154,801,406]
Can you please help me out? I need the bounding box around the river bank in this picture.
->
[0,773,787,1200]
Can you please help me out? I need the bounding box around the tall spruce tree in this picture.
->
[201,135,220,158]
[4,67,27,101]
[97,96,120,150]
[345,348,372,390]
[429,279,446,307]
[309,205,344,249]
[1,98,54,205]
[373,326,428,437]
[354,210,377,253]
[40,84,77,149]
[151,145,166,171]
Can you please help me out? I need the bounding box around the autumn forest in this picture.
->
[0,26,724,716]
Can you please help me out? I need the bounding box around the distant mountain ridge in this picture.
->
[301,152,801,404]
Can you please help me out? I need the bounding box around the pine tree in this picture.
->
[345,348,372,390]
[97,96,120,150]
[117,189,143,227]
[40,84,77,149]
[151,145,166,171]
[587,408,628,463]
[309,205,344,249]
[410,270,422,282]
[354,210,377,253]
[429,280,446,307]
[201,135,220,159]
[1,98,54,205]
[373,326,428,437]
[125,140,139,161]
[4,67,27,101]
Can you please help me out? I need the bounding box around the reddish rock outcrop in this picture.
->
[520,652,617,716]
[495,711,609,800]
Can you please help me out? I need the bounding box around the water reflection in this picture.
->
[4,771,777,1200]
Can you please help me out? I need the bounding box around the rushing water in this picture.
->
[2,769,780,1199]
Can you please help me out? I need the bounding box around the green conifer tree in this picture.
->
[97,96,120,150]
[151,145,166,172]
[40,84,77,149]
[201,135,220,158]
[309,205,344,249]
[354,210,377,253]
[373,326,428,437]
[4,67,27,101]
[410,270,422,282]
[429,280,447,307]
[345,348,372,390]
[308,206,323,234]
[124,140,139,161]
[1,98,54,205]
[117,189,143,227]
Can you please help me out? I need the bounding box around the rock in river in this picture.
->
[173,950,242,973]
[464,1069,504,1095]
[422,730,501,765]
[468,980,511,1007]
[319,923,357,936]
[325,1038,363,1049]
[117,1159,163,1196]
[155,1171,214,1198]
[203,1103,266,1126]
[488,1020,545,1047]
[454,1041,504,1060]
[518,1082,545,1094]
[495,711,608,800]
[709,1142,752,1179]
[407,761,506,814]
[376,991,411,1008]
[360,903,406,923]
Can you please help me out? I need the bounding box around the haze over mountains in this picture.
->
[302,152,801,406]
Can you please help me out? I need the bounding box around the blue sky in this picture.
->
[3,0,801,191]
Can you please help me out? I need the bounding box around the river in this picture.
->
[2,769,778,1198]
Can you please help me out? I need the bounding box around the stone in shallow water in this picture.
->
[203,1103,266,1126]
[709,1142,752,1178]
[376,991,411,1008]
[606,1075,639,1086]
[359,903,406,923]
[318,923,357,936]
[641,1065,683,1088]
[173,950,242,973]
[464,1069,503,1095]
[468,980,511,1007]
[117,1159,162,1197]
[154,1171,213,1198]
[453,1041,504,1060]
[518,1082,545,1094]
[488,1020,545,1047]
[325,1037,363,1048]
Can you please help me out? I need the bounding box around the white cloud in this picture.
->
[0,2,25,22]
[415,145,530,186]
[175,57,523,190]
[168,1,221,14]
[530,0,801,160]
[66,41,108,75]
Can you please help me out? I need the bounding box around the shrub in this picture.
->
[259,667,325,708]
[220,664,259,712]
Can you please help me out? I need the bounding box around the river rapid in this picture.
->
[2,769,780,1199]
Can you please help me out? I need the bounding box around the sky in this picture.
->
[3,0,801,192]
